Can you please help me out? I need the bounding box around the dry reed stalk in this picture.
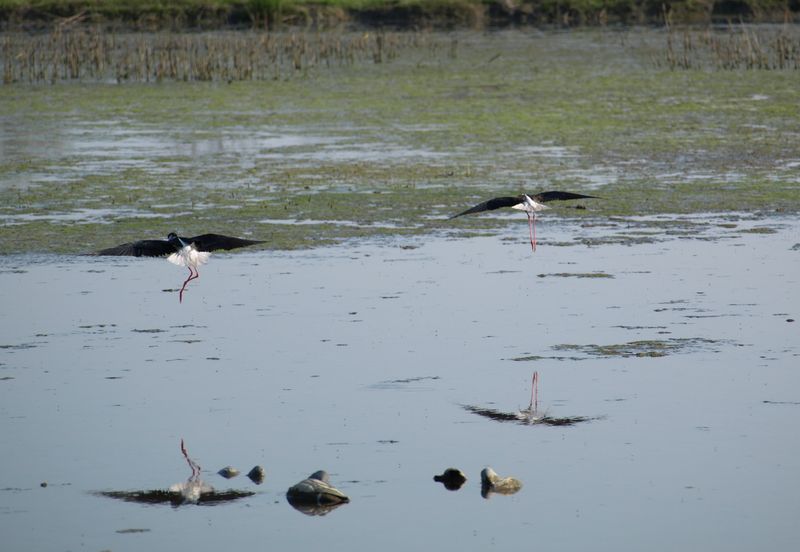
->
[1,28,441,83]
[661,24,800,71]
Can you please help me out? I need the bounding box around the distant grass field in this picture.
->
[0,0,797,29]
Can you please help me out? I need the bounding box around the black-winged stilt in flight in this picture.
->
[450,191,599,251]
[90,232,263,302]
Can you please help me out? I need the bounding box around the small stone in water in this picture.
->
[433,468,467,491]
[247,466,265,484]
[480,467,522,498]
[217,466,240,479]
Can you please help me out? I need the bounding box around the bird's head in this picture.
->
[167,232,178,241]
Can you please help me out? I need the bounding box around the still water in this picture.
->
[1,216,798,551]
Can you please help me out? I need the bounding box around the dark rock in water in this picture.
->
[433,468,467,491]
[247,465,265,485]
[480,467,522,499]
[217,466,239,479]
[286,470,349,516]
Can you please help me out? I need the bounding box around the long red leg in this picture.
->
[527,213,536,252]
[178,267,198,303]
[180,438,201,479]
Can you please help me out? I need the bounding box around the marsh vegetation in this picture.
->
[659,21,800,69]
[1,27,446,83]
[3,22,800,85]
[1,27,798,255]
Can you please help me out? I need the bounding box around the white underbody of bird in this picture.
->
[511,194,550,214]
[167,245,211,270]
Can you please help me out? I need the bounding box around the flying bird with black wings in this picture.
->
[451,191,599,251]
[89,233,264,302]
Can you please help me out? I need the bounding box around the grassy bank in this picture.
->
[1,0,798,30]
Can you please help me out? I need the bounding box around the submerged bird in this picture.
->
[450,191,599,251]
[89,232,264,302]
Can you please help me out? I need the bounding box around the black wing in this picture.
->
[184,234,264,252]
[89,239,174,257]
[529,191,600,203]
[450,196,523,218]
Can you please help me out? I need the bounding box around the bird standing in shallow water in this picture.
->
[89,232,264,302]
[451,191,599,252]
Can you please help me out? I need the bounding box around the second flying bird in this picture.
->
[451,191,599,252]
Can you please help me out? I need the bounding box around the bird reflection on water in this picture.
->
[95,439,254,508]
[461,372,600,427]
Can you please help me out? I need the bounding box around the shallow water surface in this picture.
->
[1,216,798,551]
